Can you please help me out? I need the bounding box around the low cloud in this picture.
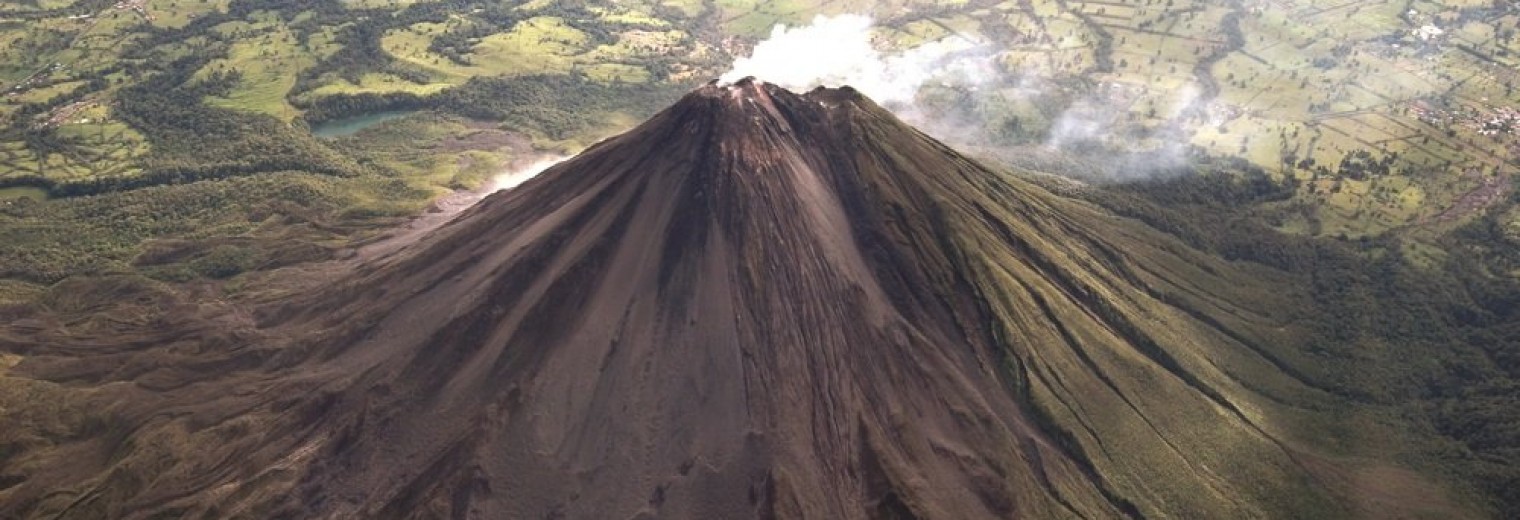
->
[489,156,566,193]
[721,15,1219,182]
[720,14,991,105]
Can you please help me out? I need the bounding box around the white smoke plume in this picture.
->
[721,14,1217,182]
[720,14,991,105]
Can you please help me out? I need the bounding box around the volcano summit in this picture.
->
[0,80,1469,518]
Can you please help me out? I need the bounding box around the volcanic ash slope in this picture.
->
[0,80,1430,519]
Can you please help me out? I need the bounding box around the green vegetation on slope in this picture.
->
[1074,164,1520,516]
[0,0,1515,514]
[0,0,712,202]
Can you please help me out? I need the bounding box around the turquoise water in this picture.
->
[310,110,417,138]
[0,186,48,201]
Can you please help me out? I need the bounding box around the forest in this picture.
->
[1080,165,1520,515]
[0,0,700,198]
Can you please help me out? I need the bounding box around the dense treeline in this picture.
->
[1078,159,1297,253]
[4,41,686,200]
[114,56,360,187]
[293,22,432,93]
[0,59,363,199]
[4,0,703,199]
[123,0,352,60]
[435,74,687,139]
[1430,191,1520,513]
[0,172,404,283]
[296,92,433,125]
[297,73,690,139]
[1085,167,1520,516]
[1449,193,1520,276]
[283,0,647,96]
[1113,158,1297,208]
[427,14,527,66]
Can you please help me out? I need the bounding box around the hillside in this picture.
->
[0,81,1490,518]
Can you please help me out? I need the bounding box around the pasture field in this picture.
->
[0,0,1515,260]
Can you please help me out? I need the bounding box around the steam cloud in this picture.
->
[720,14,991,105]
[721,15,1214,181]
[489,156,566,193]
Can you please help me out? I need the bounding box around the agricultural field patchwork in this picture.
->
[0,0,1514,242]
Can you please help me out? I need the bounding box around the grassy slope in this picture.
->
[833,102,1484,517]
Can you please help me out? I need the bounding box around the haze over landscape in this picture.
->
[1,0,1519,518]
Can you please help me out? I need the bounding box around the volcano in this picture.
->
[0,80,1467,518]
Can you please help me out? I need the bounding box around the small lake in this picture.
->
[0,186,48,201]
[310,110,418,138]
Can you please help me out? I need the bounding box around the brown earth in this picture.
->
[0,80,1478,519]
